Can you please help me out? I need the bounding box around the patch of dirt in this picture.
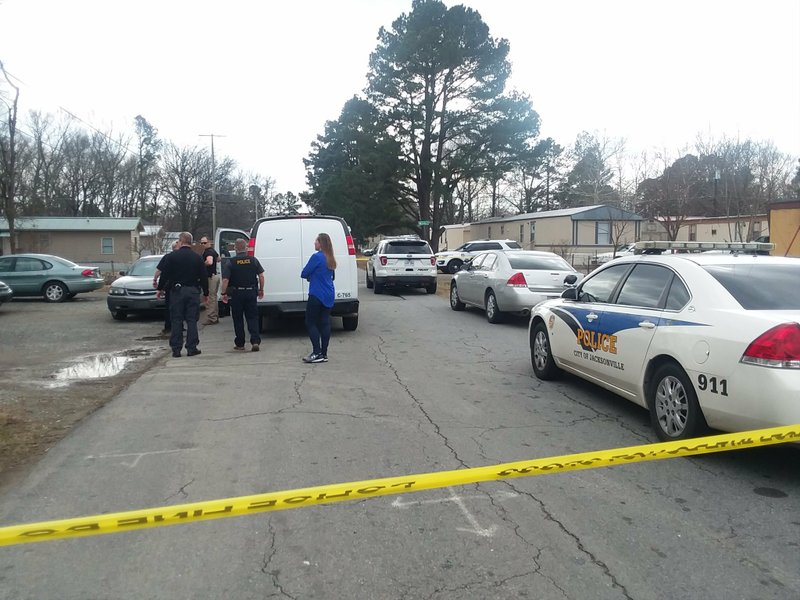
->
[0,355,163,492]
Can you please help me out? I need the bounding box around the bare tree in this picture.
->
[0,60,21,252]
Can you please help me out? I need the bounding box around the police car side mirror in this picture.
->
[561,287,578,300]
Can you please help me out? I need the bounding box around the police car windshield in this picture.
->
[704,263,800,310]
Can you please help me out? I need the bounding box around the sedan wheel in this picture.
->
[485,291,503,323]
[531,322,560,379]
[450,282,465,311]
[648,363,706,441]
[43,281,67,303]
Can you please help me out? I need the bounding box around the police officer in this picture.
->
[220,238,265,352]
[156,231,209,357]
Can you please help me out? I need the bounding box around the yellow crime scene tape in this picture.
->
[1,425,797,547]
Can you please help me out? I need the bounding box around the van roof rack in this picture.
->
[633,241,775,254]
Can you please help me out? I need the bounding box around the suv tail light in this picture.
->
[506,272,528,288]
[346,234,356,256]
[81,268,95,277]
[430,256,436,266]
[379,256,388,266]
[247,237,255,256]
[741,323,800,368]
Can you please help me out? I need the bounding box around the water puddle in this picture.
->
[46,348,155,388]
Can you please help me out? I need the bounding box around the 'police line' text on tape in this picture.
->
[1,425,797,547]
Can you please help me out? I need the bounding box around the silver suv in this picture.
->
[436,239,522,274]
[364,236,437,294]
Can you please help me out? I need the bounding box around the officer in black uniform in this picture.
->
[156,231,210,357]
[221,238,265,352]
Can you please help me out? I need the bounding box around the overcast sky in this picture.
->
[1,0,798,194]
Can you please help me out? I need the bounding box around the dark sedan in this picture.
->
[0,279,13,306]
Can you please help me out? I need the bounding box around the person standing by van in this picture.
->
[300,233,336,363]
[220,238,264,352]
[200,235,220,324]
[156,232,209,357]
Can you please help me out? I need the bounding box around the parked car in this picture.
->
[528,241,799,441]
[217,215,360,331]
[106,254,166,320]
[594,242,637,265]
[435,239,522,274]
[450,250,581,323]
[0,254,104,302]
[364,236,437,294]
[0,279,13,306]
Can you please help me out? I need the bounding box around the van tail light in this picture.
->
[741,323,800,369]
[430,256,436,266]
[81,269,95,277]
[346,234,356,256]
[379,256,388,266]
[506,272,528,288]
[247,237,255,256]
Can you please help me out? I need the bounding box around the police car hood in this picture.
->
[110,275,152,291]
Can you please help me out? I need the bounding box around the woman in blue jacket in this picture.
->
[300,233,336,363]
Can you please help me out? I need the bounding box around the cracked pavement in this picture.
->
[1,282,798,599]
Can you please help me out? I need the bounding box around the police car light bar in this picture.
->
[634,241,775,252]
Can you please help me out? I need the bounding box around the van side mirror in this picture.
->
[563,274,578,285]
[561,287,578,300]
[362,249,374,257]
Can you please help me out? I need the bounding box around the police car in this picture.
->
[528,241,800,441]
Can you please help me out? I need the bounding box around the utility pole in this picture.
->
[199,133,225,235]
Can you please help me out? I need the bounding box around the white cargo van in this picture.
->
[216,215,359,331]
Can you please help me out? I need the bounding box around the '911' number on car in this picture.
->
[698,374,728,396]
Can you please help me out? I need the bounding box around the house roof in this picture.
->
[0,217,144,232]
[474,204,644,224]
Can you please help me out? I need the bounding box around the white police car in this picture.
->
[528,241,800,441]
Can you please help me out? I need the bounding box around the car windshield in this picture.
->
[505,241,522,249]
[508,255,573,271]
[703,263,800,309]
[385,241,431,254]
[127,259,160,277]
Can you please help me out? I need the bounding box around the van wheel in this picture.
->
[374,274,384,294]
[342,316,358,331]
[366,269,374,289]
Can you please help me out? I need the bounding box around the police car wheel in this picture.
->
[110,309,127,321]
[373,273,384,295]
[648,363,707,441]
[365,269,374,289]
[447,260,463,274]
[531,321,560,379]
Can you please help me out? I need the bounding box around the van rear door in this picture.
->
[256,219,304,303]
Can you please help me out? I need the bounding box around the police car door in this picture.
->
[595,263,675,399]
[549,264,631,377]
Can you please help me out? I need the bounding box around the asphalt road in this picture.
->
[0,278,798,599]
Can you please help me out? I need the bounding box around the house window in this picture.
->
[753,222,762,235]
[689,225,697,241]
[519,224,524,242]
[529,222,536,243]
[101,237,114,254]
[488,226,492,238]
[595,221,610,245]
[711,228,717,235]
[500,225,505,235]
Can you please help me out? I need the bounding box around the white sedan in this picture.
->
[528,242,800,440]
